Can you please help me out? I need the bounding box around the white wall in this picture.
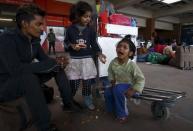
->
[134,17,146,27]
[157,16,180,24]
[155,21,173,30]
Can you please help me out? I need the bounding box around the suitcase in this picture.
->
[98,10,109,36]
[175,46,193,70]
[109,13,131,26]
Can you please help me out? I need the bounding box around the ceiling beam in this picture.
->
[55,0,94,4]
[180,17,193,23]
[112,0,142,10]
[118,6,152,18]
[153,3,193,18]
[157,16,180,24]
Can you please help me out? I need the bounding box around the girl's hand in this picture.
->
[78,43,87,48]
[98,53,106,64]
[125,88,136,98]
[71,44,81,51]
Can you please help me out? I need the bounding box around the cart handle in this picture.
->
[144,87,186,96]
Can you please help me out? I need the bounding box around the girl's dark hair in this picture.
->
[16,4,45,28]
[69,1,93,23]
[117,35,136,60]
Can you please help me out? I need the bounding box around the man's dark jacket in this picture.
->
[0,28,57,102]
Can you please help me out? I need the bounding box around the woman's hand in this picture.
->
[98,53,106,64]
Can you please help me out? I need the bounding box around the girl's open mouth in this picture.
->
[118,51,124,56]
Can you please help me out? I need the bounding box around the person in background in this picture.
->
[64,1,106,110]
[47,28,56,55]
[171,38,177,51]
[163,39,176,60]
[0,4,77,131]
[105,35,145,123]
[151,31,158,46]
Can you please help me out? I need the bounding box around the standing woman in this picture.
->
[64,1,106,110]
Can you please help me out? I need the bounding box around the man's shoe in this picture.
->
[63,102,82,112]
[72,99,84,109]
[63,104,73,112]
[48,124,59,131]
[49,127,59,131]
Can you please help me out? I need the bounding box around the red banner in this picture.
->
[46,15,71,27]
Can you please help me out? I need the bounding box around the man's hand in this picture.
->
[56,54,69,68]
[98,53,106,64]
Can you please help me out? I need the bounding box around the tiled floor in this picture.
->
[46,63,193,131]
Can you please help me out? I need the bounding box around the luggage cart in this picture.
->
[95,86,186,121]
[132,87,186,120]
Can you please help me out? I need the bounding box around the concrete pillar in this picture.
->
[173,24,181,45]
[145,18,155,40]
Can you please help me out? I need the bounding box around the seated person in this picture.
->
[171,39,177,51]
[0,4,77,131]
[163,42,176,59]
[104,35,145,123]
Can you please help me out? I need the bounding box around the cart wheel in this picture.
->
[151,102,170,120]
